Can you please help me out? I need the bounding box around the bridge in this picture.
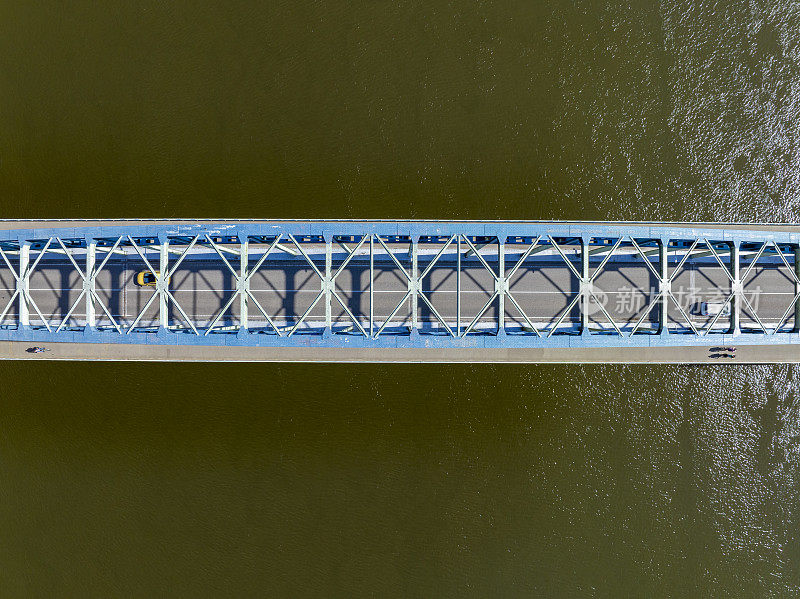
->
[1,220,800,360]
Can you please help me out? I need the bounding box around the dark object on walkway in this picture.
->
[26,347,49,353]
[709,353,723,359]
[710,346,737,352]
[719,353,736,359]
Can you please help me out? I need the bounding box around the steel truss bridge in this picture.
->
[1,221,800,350]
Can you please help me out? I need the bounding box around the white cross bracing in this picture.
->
[1,232,799,339]
[734,239,800,335]
[126,235,200,334]
[0,238,55,331]
[0,237,124,333]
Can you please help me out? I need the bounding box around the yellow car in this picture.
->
[135,270,170,287]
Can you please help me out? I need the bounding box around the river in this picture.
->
[1,2,799,596]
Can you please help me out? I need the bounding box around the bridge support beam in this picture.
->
[659,238,669,335]
[369,235,374,337]
[325,238,332,330]
[159,239,169,329]
[86,241,96,329]
[498,239,505,333]
[240,239,248,330]
[795,247,800,333]
[731,241,740,335]
[18,241,30,327]
[456,235,461,337]
[581,237,589,334]
[411,239,418,332]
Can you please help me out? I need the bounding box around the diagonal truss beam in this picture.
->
[662,238,705,335]
[548,236,582,280]
[502,237,543,336]
[205,235,285,335]
[373,235,413,338]
[329,235,370,337]
[461,236,546,337]
[740,239,800,335]
[54,237,125,334]
[695,239,735,336]
[127,235,200,334]
[460,236,502,336]
[417,235,457,337]
[285,234,372,337]
[0,239,55,332]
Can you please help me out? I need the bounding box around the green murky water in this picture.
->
[2,2,800,596]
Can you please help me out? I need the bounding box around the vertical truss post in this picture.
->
[205,234,282,336]
[731,241,740,335]
[240,238,248,330]
[580,237,589,334]
[86,240,96,328]
[795,246,800,333]
[411,238,418,332]
[159,238,169,329]
[19,241,30,327]
[369,235,374,337]
[660,238,669,334]
[498,238,505,333]
[457,235,461,337]
[325,237,332,330]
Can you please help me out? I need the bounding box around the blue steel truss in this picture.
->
[1,221,799,349]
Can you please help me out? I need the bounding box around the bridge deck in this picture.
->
[1,220,799,356]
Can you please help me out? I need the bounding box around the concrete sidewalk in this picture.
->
[0,340,796,363]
